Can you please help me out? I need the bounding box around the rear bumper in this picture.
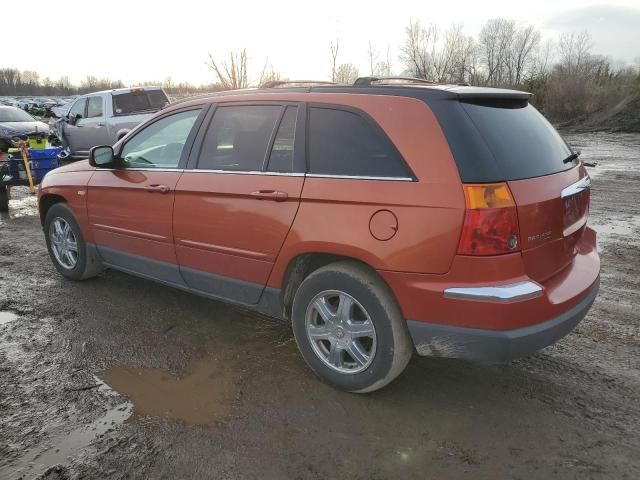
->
[407,277,599,362]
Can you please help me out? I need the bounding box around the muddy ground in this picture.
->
[0,132,639,480]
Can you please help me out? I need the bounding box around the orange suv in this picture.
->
[38,78,600,392]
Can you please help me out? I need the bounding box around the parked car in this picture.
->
[60,86,169,159]
[0,106,49,151]
[37,78,600,393]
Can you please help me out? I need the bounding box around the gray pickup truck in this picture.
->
[60,86,169,159]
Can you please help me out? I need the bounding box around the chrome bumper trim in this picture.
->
[443,281,543,303]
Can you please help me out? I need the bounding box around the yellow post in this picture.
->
[18,142,36,194]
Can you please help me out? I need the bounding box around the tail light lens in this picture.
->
[458,183,521,255]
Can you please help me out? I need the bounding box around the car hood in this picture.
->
[52,159,93,174]
[0,121,50,136]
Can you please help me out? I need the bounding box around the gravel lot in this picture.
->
[0,132,638,480]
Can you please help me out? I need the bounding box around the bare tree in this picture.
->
[558,31,594,72]
[334,63,359,84]
[400,20,439,80]
[373,44,393,76]
[330,39,340,82]
[479,18,517,85]
[206,49,249,90]
[367,41,378,76]
[512,25,541,84]
[259,64,286,84]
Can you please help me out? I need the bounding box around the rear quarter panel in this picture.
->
[266,94,465,288]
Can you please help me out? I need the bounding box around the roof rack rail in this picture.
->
[353,76,438,86]
[260,80,340,89]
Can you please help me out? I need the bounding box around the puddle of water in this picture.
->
[0,385,132,480]
[0,310,18,325]
[101,356,237,426]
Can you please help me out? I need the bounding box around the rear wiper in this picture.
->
[562,151,581,164]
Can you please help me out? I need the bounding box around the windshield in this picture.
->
[461,101,573,181]
[112,90,169,116]
[0,107,35,122]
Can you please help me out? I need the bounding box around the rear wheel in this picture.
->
[44,203,102,280]
[291,261,413,393]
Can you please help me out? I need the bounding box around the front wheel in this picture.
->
[291,261,413,393]
[44,203,102,280]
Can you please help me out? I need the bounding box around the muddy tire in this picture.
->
[291,261,413,393]
[44,203,102,280]
[0,185,8,212]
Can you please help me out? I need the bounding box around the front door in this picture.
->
[87,107,204,286]
[174,104,304,304]
[63,97,87,155]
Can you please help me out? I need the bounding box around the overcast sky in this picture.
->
[4,0,640,86]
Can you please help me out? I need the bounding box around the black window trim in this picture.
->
[305,103,417,182]
[108,105,207,171]
[186,101,306,175]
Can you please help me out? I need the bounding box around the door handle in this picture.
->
[97,123,105,127]
[144,184,171,194]
[250,190,288,202]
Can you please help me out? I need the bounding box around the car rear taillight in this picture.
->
[458,183,521,256]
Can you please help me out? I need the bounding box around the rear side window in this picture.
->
[86,96,103,118]
[309,107,411,178]
[461,101,572,181]
[198,105,281,171]
[112,90,169,116]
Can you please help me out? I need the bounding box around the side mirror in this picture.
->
[89,145,115,168]
[69,113,81,125]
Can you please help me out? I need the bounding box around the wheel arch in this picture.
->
[277,251,397,321]
[39,193,67,226]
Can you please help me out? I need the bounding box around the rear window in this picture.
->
[461,101,572,181]
[0,107,34,122]
[112,90,169,116]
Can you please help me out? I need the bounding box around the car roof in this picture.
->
[77,86,164,97]
[167,83,531,110]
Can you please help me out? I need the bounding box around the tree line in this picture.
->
[0,71,224,98]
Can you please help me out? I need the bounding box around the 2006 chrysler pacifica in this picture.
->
[38,78,600,393]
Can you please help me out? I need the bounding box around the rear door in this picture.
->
[173,103,304,304]
[459,100,590,282]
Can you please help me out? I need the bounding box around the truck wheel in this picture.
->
[0,185,8,212]
[291,261,413,393]
[44,203,102,280]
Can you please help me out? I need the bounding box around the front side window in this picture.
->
[69,98,86,118]
[120,109,200,168]
[86,96,103,118]
[309,107,411,178]
[197,105,282,171]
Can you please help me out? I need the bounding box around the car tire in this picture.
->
[291,261,413,393]
[0,185,8,212]
[44,203,102,280]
